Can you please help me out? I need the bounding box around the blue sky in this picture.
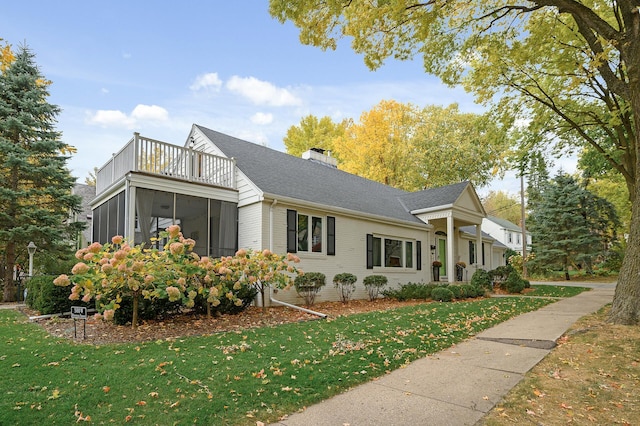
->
[2,1,570,196]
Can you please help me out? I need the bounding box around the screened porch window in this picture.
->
[129,188,237,257]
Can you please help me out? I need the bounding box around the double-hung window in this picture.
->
[287,209,335,255]
[367,234,420,270]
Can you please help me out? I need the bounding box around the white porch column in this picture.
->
[447,215,455,283]
[489,242,494,270]
[126,184,136,242]
[476,225,482,269]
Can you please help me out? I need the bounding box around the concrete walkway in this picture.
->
[271,282,616,426]
[0,302,25,310]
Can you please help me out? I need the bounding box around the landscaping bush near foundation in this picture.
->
[431,287,454,302]
[363,275,387,301]
[383,282,438,300]
[333,273,357,303]
[505,271,526,294]
[471,269,493,291]
[295,272,326,306]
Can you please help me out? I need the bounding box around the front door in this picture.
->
[438,238,447,277]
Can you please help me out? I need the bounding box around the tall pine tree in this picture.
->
[0,46,82,302]
[528,173,618,280]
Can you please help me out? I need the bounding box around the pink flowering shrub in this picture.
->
[54,226,301,327]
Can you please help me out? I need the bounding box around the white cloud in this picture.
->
[86,104,169,129]
[101,88,109,94]
[190,72,223,92]
[226,76,302,106]
[86,109,134,128]
[131,104,169,121]
[122,52,132,60]
[250,112,273,125]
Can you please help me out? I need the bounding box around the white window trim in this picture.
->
[372,235,416,270]
[296,212,326,255]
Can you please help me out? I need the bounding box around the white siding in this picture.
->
[268,203,430,305]
[238,202,264,250]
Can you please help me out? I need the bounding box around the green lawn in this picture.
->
[526,285,590,298]
[1,297,556,425]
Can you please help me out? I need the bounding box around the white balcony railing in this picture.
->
[96,133,236,194]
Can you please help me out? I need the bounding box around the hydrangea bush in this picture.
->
[54,225,301,327]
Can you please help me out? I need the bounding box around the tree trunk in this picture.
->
[609,31,640,325]
[261,285,268,314]
[2,241,16,302]
[131,293,139,329]
[609,191,640,324]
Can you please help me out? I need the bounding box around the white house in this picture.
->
[91,125,507,305]
[482,215,531,256]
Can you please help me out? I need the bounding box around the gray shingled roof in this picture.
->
[459,225,507,248]
[397,181,470,212]
[486,215,523,232]
[197,125,470,225]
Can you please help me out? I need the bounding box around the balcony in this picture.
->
[96,133,236,195]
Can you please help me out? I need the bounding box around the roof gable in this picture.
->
[399,181,486,217]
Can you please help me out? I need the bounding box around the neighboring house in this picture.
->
[482,215,531,256]
[91,124,506,305]
[71,183,96,249]
[459,226,508,272]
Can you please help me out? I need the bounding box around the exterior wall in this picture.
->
[266,202,430,306]
[492,247,506,268]
[237,202,265,250]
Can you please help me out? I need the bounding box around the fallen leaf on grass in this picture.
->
[533,389,545,398]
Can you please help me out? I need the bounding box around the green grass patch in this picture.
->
[0,297,555,425]
[527,285,590,298]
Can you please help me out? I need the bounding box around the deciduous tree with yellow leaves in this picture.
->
[269,0,640,324]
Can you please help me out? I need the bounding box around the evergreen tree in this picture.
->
[528,173,618,280]
[0,46,82,302]
[525,151,549,207]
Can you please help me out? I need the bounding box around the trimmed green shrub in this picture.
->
[471,269,493,291]
[489,264,516,288]
[448,285,463,299]
[363,275,388,301]
[27,275,92,315]
[431,287,454,302]
[382,282,437,301]
[471,285,487,298]
[294,272,326,306]
[505,271,525,294]
[333,273,357,303]
[460,284,475,298]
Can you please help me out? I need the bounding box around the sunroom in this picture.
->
[91,132,239,257]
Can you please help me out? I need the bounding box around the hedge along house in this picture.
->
[91,124,503,305]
